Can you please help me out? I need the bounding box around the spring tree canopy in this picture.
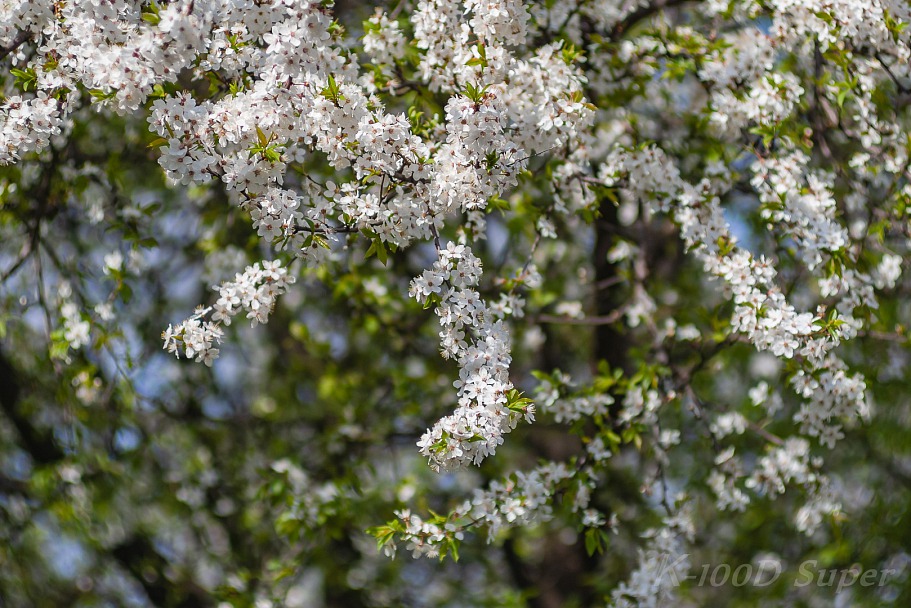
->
[2,0,911,606]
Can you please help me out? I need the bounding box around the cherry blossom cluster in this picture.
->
[791,360,869,449]
[58,281,90,354]
[745,438,820,499]
[535,371,615,424]
[608,508,695,608]
[1,0,210,162]
[600,144,870,542]
[708,435,842,535]
[769,0,910,54]
[467,461,575,541]
[3,1,911,599]
[375,457,607,561]
[382,508,464,560]
[380,360,688,560]
[2,0,596,477]
[751,151,849,270]
[0,94,62,164]
[362,12,407,68]
[432,93,526,221]
[709,70,805,135]
[163,261,294,365]
[411,242,532,470]
[600,146,846,364]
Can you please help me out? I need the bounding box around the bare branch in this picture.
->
[608,0,691,41]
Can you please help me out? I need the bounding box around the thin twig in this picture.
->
[533,310,624,326]
[0,239,32,284]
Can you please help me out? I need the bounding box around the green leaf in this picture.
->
[448,537,460,562]
[584,528,604,556]
[89,89,118,102]
[367,525,397,550]
[466,43,488,68]
[256,126,270,148]
[375,241,388,265]
[10,68,37,92]
[463,82,490,103]
[320,74,344,104]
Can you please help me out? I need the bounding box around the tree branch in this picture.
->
[0,348,65,465]
[608,0,691,40]
[0,30,30,62]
